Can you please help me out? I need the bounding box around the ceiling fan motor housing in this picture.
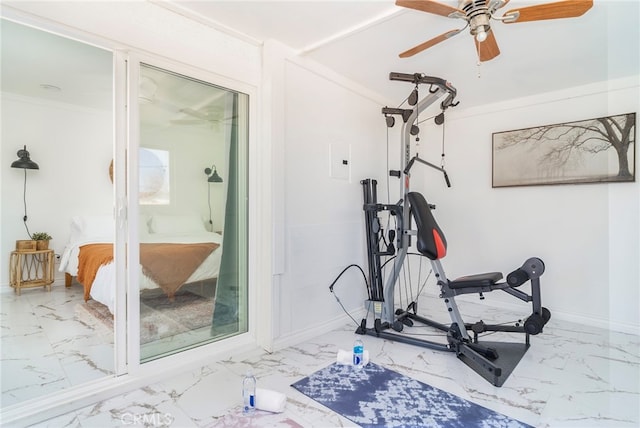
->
[462,0,491,37]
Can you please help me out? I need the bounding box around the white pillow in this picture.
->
[71,215,114,242]
[139,214,150,237]
[149,214,205,234]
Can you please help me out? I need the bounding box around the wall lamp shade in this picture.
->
[204,164,222,230]
[204,165,223,183]
[11,145,39,239]
[11,146,39,170]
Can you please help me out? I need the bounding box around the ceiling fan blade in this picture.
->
[502,0,593,24]
[399,28,463,58]
[475,29,500,62]
[180,107,211,120]
[170,119,205,124]
[395,0,465,18]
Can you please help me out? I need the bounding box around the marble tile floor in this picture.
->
[2,285,639,427]
[1,284,114,408]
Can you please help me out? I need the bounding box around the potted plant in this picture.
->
[32,232,52,250]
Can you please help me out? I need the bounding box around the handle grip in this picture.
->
[444,171,451,187]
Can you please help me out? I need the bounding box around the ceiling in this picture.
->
[1,18,113,110]
[1,1,638,114]
[162,0,639,108]
[0,20,231,127]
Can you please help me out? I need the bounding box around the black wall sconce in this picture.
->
[204,165,223,183]
[204,164,223,230]
[11,145,40,238]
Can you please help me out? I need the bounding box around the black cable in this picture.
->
[379,252,425,270]
[384,122,398,241]
[329,264,370,327]
[380,253,434,323]
[441,117,447,169]
[400,255,411,310]
[21,169,32,239]
[386,122,391,205]
[332,292,361,327]
[207,183,213,230]
[396,93,411,109]
[329,263,369,292]
[416,113,439,126]
[416,269,433,299]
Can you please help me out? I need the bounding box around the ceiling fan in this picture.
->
[396,0,594,62]
[171,107,227,126]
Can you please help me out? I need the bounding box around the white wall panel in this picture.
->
[274,58,389,338]
[412,77,639,332]
[1,95,113,284]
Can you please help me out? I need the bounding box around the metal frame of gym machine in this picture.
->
[358,72,550,387]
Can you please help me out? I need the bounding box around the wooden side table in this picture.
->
[9,249,54,295]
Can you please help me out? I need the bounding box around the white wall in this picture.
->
[413,76,639,333]
[140,124,228,232]
[1,1,261,289]
[3,0,638,342]
[264,41,397,345]
[1,94,113,285]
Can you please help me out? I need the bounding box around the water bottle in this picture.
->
[353,338,364,369]
[242,370,256,414]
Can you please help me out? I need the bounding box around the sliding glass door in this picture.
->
[134,63,249,361]
[1,18,115,406]
[1,19,251,414]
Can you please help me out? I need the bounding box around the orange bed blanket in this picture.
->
[77,242,220,301]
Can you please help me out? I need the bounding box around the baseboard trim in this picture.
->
[271,308,366,351]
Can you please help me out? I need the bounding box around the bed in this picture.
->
[59,214,223,313]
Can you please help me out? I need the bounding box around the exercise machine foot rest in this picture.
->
[458,341,530,387]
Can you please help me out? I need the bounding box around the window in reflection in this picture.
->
[139,148,169,205]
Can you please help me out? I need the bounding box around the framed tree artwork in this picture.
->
[492,113,636,187]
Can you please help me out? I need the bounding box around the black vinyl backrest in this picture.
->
[407,192,447,260]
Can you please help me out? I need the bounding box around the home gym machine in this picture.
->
[358,72,550,387]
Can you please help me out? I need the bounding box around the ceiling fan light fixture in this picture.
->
[475,29,488,42]
[469,6,491,42]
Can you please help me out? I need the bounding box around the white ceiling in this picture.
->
[1,18,113,110]
[0,20,230,126]
[1,1,638,113]
[162,0,639,108]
